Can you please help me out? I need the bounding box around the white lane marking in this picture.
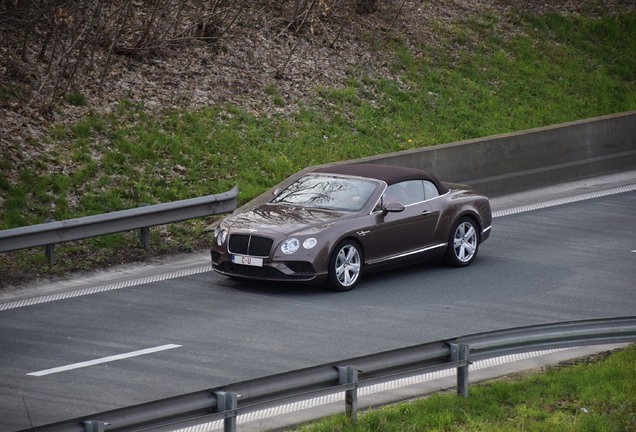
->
[27,344,181,377]
[1,265,212,312]
[492,184,636,218]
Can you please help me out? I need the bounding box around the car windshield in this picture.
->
[271,174,379,212]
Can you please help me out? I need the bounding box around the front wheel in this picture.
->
[327,240,363,291]
[444,217,479,267]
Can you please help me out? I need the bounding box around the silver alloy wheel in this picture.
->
[335,244,361,287]
[453,221,478,263]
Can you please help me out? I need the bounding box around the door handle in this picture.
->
[421,210,431,216]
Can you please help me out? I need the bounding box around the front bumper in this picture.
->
[211,250,326,284]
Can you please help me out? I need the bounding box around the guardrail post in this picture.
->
[214,391,238,432]
[138,203,150,250]
[338,365,359,424]
[44,218,55,266]
[82,420,107,432]
[449,343,470,398]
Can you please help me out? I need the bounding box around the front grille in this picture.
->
[213,262,314,280]
[284,261,315,274]
[228,234,273,257]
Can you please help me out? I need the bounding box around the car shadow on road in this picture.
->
[220,277,332,297]
[216,258,458,298]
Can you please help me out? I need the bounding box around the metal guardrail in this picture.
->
[0,186,238,264]
[21,316,636,432]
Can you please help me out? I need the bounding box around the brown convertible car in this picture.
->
[211,164,491,291]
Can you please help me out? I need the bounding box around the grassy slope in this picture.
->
[293,345,636,432]
[1,5,635,284]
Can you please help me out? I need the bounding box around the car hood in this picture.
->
[223,203,354,236]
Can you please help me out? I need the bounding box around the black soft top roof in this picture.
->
[314,164,449,194]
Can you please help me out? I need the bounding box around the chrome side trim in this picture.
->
[426,190,450,202]
[367,242,448,265]
[371,190,450,213]
[482,225,492,234]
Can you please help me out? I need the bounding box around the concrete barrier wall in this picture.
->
[344,110,636,197]
[245,111,636,210]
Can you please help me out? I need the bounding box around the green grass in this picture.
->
[66,89,89,107]
[1,6,636,280]
[292,345,636,432]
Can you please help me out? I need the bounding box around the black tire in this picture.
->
[326,239,363,291]
[444,217,479,267]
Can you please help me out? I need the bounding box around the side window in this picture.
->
[384,181,424,205]
[402,180,425,204]
[373,180,433,211]
[374,184,406,212]
[423,180,440,200]
[383,183,408,205]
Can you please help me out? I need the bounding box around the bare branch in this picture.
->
[98,0,131,95]
[388,0,407,33]
[275,36,301,79]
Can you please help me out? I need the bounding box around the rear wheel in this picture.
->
[327,240,362,291]
[445,217,479,267]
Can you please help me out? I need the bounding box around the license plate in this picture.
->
[232,255,263,267]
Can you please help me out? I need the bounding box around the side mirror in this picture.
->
[272,188,281,196]
[383,202,405,214]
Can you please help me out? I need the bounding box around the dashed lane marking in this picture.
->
[0,265,212,312]
[492,184,636,218]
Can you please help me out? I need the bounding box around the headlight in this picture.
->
[281,238,300,254]
[303,238,317,249]
[215,229,227,246]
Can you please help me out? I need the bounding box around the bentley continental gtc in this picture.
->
[211,164,492,291]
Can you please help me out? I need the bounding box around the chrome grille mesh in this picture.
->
[228,234,273,257]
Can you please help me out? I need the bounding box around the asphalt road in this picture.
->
[1,183,635,431]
